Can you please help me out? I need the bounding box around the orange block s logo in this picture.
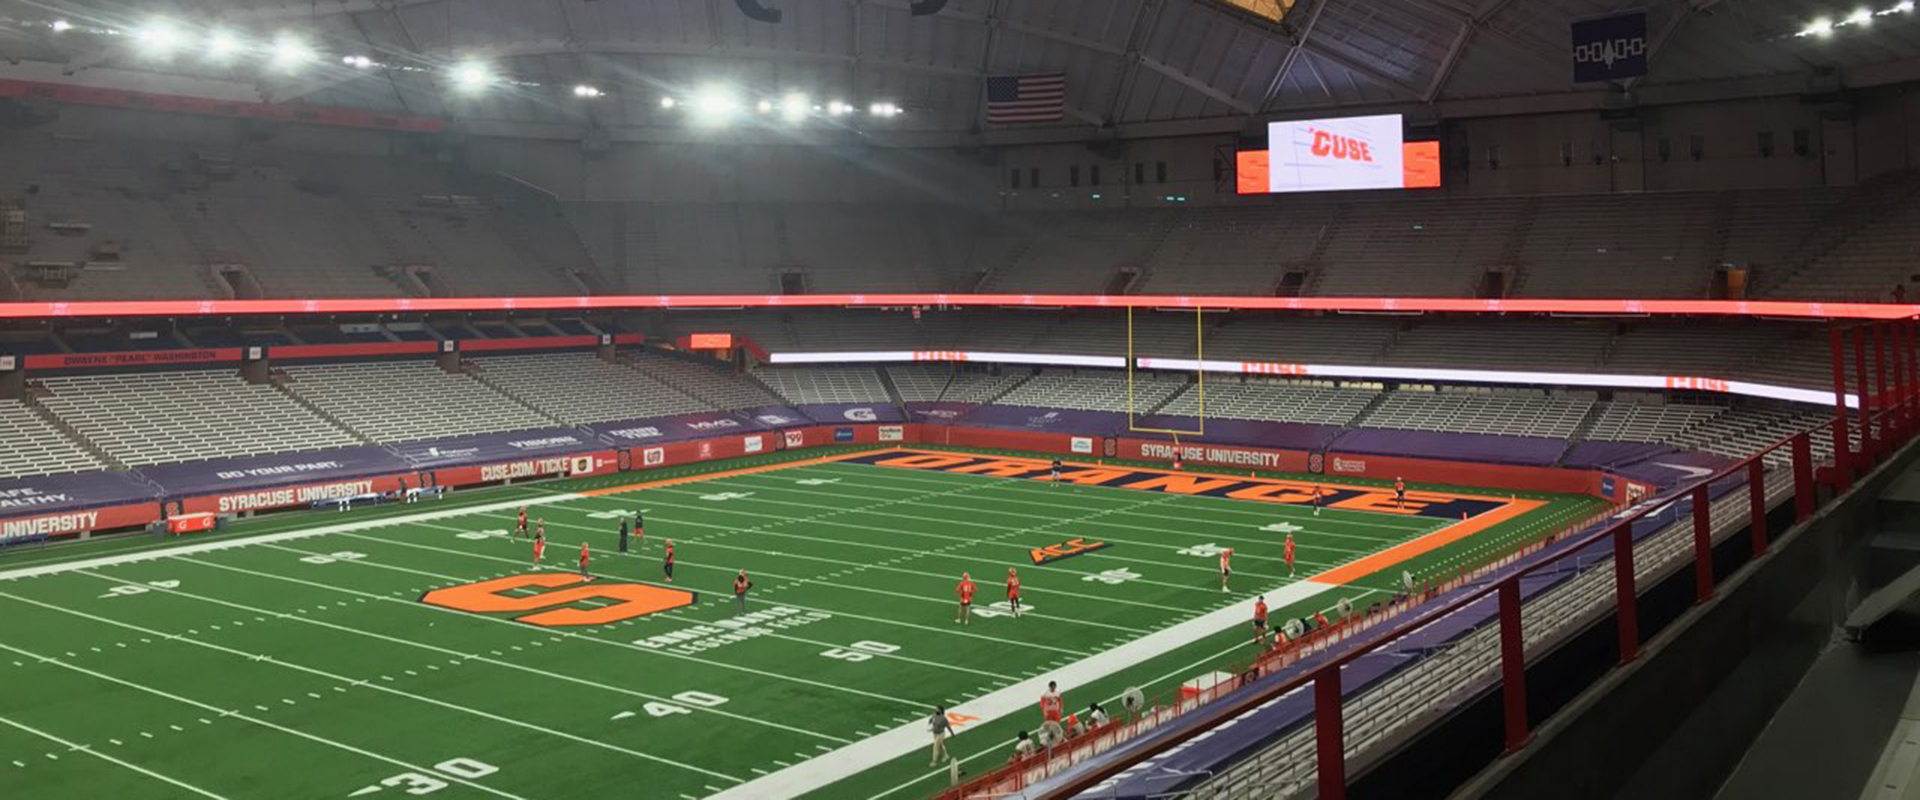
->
[421,574,696,627]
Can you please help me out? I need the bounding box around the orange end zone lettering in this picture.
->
[948,459,1047,477]
[1121,474,1243,494]
[1030,537,1111,565]
[421,574,697,627]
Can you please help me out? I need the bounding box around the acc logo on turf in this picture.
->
[422,574,696,627]
[1030,537,1111,565]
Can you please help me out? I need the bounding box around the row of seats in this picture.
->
[0,399,106,479]
[1157,379,1378,426]
[474,353,710,425]
[991,369,1188,413]
[37,371,361,467]
[753,366,893,404]
[1358,389,1593,439]
[281,361,554,443]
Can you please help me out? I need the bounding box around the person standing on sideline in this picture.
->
[578,541,591,579]
[1312,484,1325,516]
[530,530,546,569]
[1006,567,1023,618]
[955,572,976,625]
[1252,596,1270,647]
[663,539,676,583]
[1219,547,1234,592]
[1283,533,1296,577]
[1049,457,1063,486]
[634,507,646,549]
[618,520,630,553]
[1394,476,1407,509]
[928,705,953,766]
[1038,681,1066,746]
[733,569,752,615]
[516,506,528,538]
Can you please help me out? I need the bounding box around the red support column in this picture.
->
[1856,328,1875,462]
[1499,578,1529,753]
[1613,525,1638,664]
[1874,323,1891,456]
[1749,459,1769,558]
[1314,667,1346,800]
[1831,326,1853,492]
[1793,432,1815,522]
[1692,484,1714,603]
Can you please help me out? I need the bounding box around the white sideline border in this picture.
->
[705,578,1337,800]
[0,494,582,582]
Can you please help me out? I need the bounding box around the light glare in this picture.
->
[206,30,241,60]
[780,92,809,122]
[135,19,183,58]
[270,34,314,70]
[450,61,493,92]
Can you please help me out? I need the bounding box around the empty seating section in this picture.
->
[939,371,1031,404]
[1206,317,1400,365]
[1386,320,1610,370]
[1135,207,1328,295]
[1669,405,1831,465]
[1602,323,1783,379]
[0,400,107,479]
[753,367,892,404]
[1514,193,1718,298]
[474,353,707,424]
[992,369,1187,413]
[38,370,360,466]
[627,353,781,410]
[1312,197,1524,297]
[282,361,553,443]
[1360,388,1592,438]
[1158,379,1378,426]
[982,211,1167,293]
[1583,401,1726,443]
[884,366,950,401]
[1764,174,1920,300]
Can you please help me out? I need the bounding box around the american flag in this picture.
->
[985,74,1066,124]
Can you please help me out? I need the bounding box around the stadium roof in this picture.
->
[4,0,1920,144]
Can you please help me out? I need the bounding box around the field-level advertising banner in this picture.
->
[391,428,603,469]
[140,446,411,497]
[1572,10,1648,83]
[0,470,162,542]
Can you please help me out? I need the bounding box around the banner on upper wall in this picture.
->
[1571,10,1649,83]
[795,404,907,424]
[0,470,163,541]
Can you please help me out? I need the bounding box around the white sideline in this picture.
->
[704,578,1338,800]
[0,494,582,582]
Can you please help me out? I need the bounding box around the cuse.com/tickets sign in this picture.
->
[1239,113,1440,194]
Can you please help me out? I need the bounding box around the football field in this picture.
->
[0,446,1606,800]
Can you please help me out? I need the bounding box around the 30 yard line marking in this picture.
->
[0,586,746,783]
[0,714,230,799]
[0,641,533,800]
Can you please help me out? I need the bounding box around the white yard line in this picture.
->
[0,587,745,784]
[0,714,232,799]
[0,640,536,800]
[703,578,1340,800]
[0,494,583,582]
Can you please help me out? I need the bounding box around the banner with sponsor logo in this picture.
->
[392,428,601,469]
[795,404,906,424]
[1117,439,1309,472]
[784,429,805,448]
[1572,10,1649,83]
[590,410,789,445]
[141,446,410,498]
[1070,436,1094,454]
[904,402,979,424]
[180,475,407,515]
[957,405,1131,435]
[433,450,618,488]
[744,435,765,454]
[879,426,905,442]
[740,406,811,429]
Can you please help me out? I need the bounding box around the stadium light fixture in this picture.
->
[269,34,314,71]
[756,99,774,114]
[869,101,901,117]
[1802,17,1835,36]
[826,100,851,116]
[660,96,677,109]
[1899,1,1916,12]
[572,84,603,98]
[1849,7,1875,24]
[205,30,243,62]
[690,84,741,125]
[342,54,375,69]
[780,92,809,122]
[134,19,184,59]
[450,61,495,93]
[50,19,72,33]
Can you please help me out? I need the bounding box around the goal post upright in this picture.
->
[1128,303,1206,438]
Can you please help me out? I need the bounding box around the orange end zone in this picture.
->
[1310,497,1545,586]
